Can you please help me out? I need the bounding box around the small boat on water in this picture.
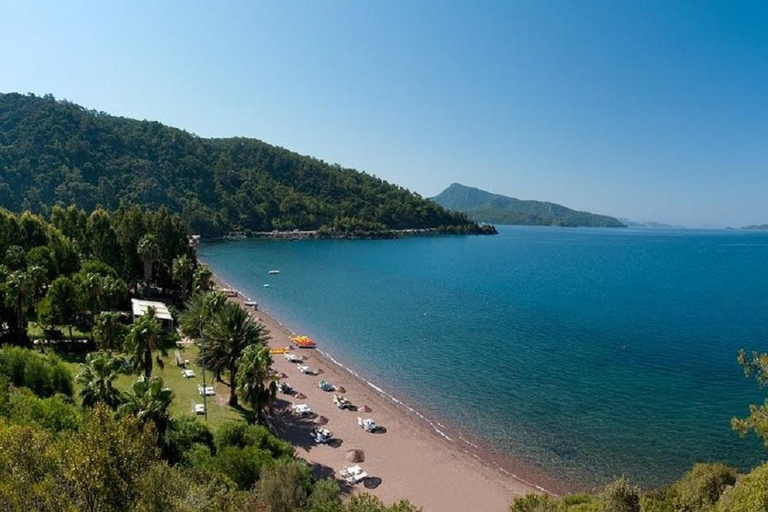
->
[292,335,317,348]
[267,270,280,274]
[263,284,270,288]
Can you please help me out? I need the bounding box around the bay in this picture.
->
[199,226,768,488]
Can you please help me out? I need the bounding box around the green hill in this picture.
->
[0,93,485,236]
[431,183,625,228]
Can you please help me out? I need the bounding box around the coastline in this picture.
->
[211,273,566,511]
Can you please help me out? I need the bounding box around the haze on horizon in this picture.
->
[1,1,766,228]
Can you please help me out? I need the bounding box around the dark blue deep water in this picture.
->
[200,227,768,488]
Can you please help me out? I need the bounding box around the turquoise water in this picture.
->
[199,227,768,488]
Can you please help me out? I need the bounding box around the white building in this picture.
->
[131,298,174,333]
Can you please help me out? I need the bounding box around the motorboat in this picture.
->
[267,270,280,274]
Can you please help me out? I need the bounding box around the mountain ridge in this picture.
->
[431,183,625,228]
[0,92,486,237]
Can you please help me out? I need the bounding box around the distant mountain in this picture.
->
[0,92,486,237]
[619,218,684,229]
[742,224,768,230]
[431,183,625,228]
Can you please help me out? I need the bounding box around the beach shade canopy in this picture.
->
[336,386,346,394]
[314,415,329,425]
[345,449,365,463]
[295,392,306,400]
[364,477,382,489]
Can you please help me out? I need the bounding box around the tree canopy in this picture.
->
[0,92,486,236]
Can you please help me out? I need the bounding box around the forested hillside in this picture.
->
[0,93,483,236]
[432,183,625,228]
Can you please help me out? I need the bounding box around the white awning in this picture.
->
[131,299,173,322]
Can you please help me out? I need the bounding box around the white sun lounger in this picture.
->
[340,465,368,484]
[198,384,215,396]
[297,364,313,374]
[181,369,195,378]
[346,471,368,484]
[357,417,381,432]
[292,403,312,416]
[339,465,363,478]
[284,353,302,362]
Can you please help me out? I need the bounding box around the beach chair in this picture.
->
[340,465,363,478]
[358,417,382,433]
[190,401,205,415]
[340,465,367,484]
[291,403,312,416]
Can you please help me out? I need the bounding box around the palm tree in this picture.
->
[236,344,277,422]
[93,311,127,351]
[178,291,226,340]
[192,264,213,293]
[77,351,124,410]
[204,301,270,406]
[118,375,173,434]
[3,270,34,334]
[124,309,162,378]
[172,255,194,300]
[137,234,161,285]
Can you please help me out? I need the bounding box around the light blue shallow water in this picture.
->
[200,226,768,488]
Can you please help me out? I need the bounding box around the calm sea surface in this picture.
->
[199,226,768,488]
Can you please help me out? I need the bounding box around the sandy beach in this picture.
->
[213,276,556,511]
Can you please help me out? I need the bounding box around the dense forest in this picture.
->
[431,183,625,228]
[0,93,487,237]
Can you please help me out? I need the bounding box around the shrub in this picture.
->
[250,459,312,512]
[714,462,768,512]
[602,476,640,512]
[510,494,557,512]
[0,346,73,397]
[673,463,737,511]
[306,478,343,512]
[163,416,214,464]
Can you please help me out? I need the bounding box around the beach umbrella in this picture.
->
[336,386,346,394]
[363,477,382,489]
[295,392,306,400]
[361,405,372,413]
[345,449,365,463]
[314,415,328,425]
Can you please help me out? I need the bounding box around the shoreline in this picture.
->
[211,273,570,510]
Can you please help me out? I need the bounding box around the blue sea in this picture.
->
[199,226,768,488]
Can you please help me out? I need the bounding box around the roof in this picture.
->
[131,299,173,321]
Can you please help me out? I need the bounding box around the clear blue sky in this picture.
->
[1,1,766,227]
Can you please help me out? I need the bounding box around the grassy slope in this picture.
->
[62,344,243,430]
